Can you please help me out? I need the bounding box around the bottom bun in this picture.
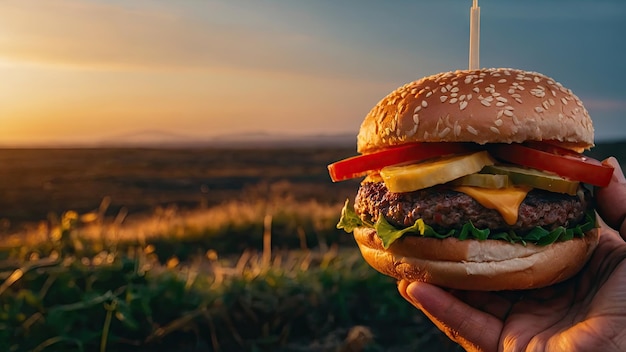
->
[353,227,599,291]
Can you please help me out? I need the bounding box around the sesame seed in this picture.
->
[561,98,568,105]
[449,98,458,104]
[535,106,545,113]
[473,79,484,85]
[508,89,516,95]
[496,96,508,103]
[451,87,460,93]
[542,101,550,110]
[413,114,420,125]
[481,100,491,107]
[515,98,523,104]
[439,127,451,137]
[534,76,541,83]
[497,110,504,118]
[498,79,507,83]
[441,87,447,93]
[440,96,448,103]
[496,102,505,107]
[459,94,466,101]
[503,110,513,117]
[422,100,428,108]
[426,91,433,98]
[467,94,473,100]
[451,93,458,98]
[490,126,501,134]
[460,101,468,110]
[414,106,422,113]
[530,88,545,98]
[473,87,480,93]
[467,126,479,135]
[548,99,555,106]
[495,119,503,126]
[454,124,462,136]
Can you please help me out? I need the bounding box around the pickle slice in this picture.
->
[380,151,495,193]
[482,165,579,195]
[449,173,511,189]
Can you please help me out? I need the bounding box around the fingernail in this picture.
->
[405,282,424,307]
[604,157,626,183]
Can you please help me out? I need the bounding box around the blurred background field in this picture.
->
[0,142,624,351]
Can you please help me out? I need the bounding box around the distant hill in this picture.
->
[96,130,357,148]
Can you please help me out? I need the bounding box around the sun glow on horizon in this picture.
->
[1,0,625,145]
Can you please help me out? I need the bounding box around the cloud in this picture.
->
[0,0,394,85]
[487,0,626,21]
[0,0,466,89]
[582,98,626,112]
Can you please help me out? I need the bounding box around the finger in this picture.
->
[451,289,514,321]
[595,157,626,237]
[397,280,415,307]
[405,281,502,352]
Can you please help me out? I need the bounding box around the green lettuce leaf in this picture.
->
[337,199,597,248]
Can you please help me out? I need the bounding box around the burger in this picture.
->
[328,68,614,291]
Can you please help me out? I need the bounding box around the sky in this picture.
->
[0,0,625,146]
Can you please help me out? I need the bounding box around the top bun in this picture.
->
[357,68,594,153]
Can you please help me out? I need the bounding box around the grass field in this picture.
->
[1,141,625,351]
[0,147,360,234]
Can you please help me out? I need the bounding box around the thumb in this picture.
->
[400,281,501,352]
[595,157,626,236]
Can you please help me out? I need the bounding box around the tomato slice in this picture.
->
[489,143,614,187]
[327,142,475,182]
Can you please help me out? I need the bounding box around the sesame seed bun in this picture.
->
[348,67,600,291]
[357,68,594,153]
[354,226,599,291]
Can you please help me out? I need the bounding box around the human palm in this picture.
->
[398,158,626,351]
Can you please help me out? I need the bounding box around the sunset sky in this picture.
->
[1,0,625,146]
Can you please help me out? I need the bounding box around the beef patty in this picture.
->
[354,181,590,234]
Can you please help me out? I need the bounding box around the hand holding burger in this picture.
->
[398,157,626,352]
[328,68,614,291]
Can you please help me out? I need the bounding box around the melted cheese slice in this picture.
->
[453,186,532,225]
